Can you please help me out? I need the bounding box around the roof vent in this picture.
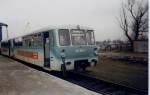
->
[77,25,80,30]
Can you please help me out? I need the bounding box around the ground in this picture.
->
[87,52,148,91]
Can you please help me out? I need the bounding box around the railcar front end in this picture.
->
[54,28,98,72]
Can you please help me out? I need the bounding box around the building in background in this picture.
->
[133,40,148,53]
[0,26,1,54]
[133,31,148,53]
[0,22,8,54]
[0,23,8,41]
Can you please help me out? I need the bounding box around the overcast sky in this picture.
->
[0,0,125,41]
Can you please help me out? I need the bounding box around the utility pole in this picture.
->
[24,22,30,33]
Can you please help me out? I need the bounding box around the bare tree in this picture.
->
[118,0,148,51]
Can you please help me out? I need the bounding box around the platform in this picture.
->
[0,55,100,95]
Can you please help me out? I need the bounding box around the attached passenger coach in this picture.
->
[1,25,98,75]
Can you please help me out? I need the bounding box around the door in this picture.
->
[10,40,14,57]
[8,40,11,56]
[43,32,50,68]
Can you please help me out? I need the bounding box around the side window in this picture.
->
[28,39,32,47]
[23,37,27,47]
[86,30,95,45]
[49,30,54,46]
[14,38,23,47]
[34,33,43,48]
[23,36,31,47]
[23,37,25,47]
[1,42,9,47]
[23,34,43,48]
[38,33,43,47]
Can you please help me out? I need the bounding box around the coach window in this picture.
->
[32,34,37,47]
[31,37,34,47]
[18,37,23,47]
[14,38,23,47]
[28,40,31,47]
[18,41,23,47]
[33,33,42,48]
[25,39,30,47]
[23,39,27,47]
[38,33,43,47]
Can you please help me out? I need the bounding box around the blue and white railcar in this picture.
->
[1,25,98,73]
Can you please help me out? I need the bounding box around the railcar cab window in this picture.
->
[59,29,70,46]
[71,29,86,45]
[86,30,95,45]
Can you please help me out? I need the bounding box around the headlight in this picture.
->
[61,49,66,58]
[91,59,97,66]
[94,48,98,56]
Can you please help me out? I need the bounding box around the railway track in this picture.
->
[4,55,148,95]
[50,71,147,95]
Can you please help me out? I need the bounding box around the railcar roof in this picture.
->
[33,25,93,33]
[2,25,94,41]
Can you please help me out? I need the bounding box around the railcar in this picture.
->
[1,25,98,75]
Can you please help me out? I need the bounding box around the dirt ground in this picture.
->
[99,51,148,59]
[87,54,148,91]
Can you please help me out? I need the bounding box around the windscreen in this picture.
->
[59,29,70,46]
[86,30,95,45]
[71,29,86,45]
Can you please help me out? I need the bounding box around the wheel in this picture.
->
[82,66,86,71]
[61,64,67,77]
